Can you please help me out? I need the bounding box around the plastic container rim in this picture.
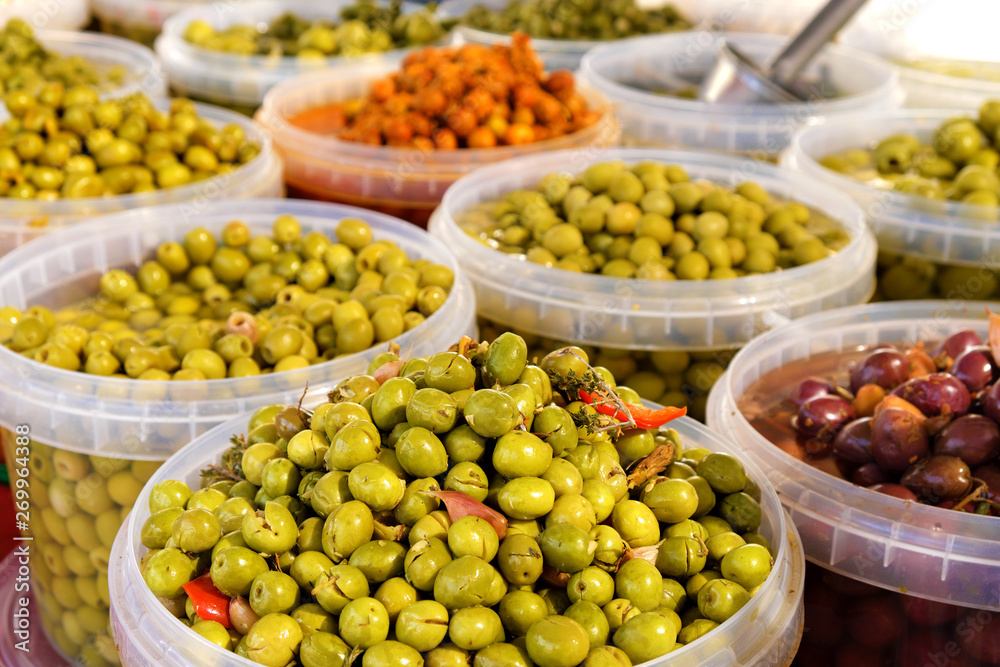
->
[434,146,873,311]
[0,100,276,224]
[785,108,1000,227]
[577,32,900,119]
[0,198,474,421]
[111,410,799,666]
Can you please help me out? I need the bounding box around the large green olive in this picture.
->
[322,500,374,562]
[463,389,519,437]
[210,546,269,598]
[242,502,297,555]
[485,331,528,385]
[525,616,590,667]
[432,556,497,611]
[395,599,450,651]
[612,612,676,663]
[313,563,370,614]
[339,597,390,649]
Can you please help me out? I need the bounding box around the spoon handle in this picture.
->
[766,0,869,86]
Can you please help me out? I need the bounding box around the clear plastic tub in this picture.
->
[430,147,876,353]
[109,410,805,667]
[92,0,208,47]
[33,30,168,100]
[154,0,449,114]
[576,32,901,159]
[255,61,619,226]
[432,147,875,420]
[840,0,1000,109]
[0,100,284,259]
[0,551,72,667]
[707,301,1000,610]
[0,0,90,31]
[0,198,476,663]
[783,109,1000,300]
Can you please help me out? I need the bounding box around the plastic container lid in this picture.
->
[155,0,447,110]
[0,99,284,259]
[110,409,805,666]
[255,61,619,224]
[0,0,89,31]
[841,0,1000,109]
[576,32,901,159]
[429,147,877,352]
[707,301,1000,610]
[783,109,1000,268]
[0,198,476,458]
[32,30,168,101]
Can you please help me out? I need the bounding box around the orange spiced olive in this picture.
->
[288,33,600,150]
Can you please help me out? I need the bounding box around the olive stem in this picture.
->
[548,348,638,431]
[295,382,309,422]
[951,479,987,512]
[202,463,242,482]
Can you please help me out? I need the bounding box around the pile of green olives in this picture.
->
[820,99,1000,210]
[138,333,775,666]
[4,435,161,666]
[0,19,128,95]
[458,160,849,280]
[183,1,451,58]
[0,215,455,378]
[479,318,732,422]
[0,90,260,200]
[459,0,689,41]
[874,251,1000,301]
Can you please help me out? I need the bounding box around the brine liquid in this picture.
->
[735,345,874,480]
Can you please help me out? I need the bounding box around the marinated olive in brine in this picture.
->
[0,216,455,379]
[459,160,850,281]
[136,333,776,665]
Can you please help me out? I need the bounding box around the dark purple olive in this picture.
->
[973,464,1000,505]
[871,407,930,472]
[833,417,874,464]
[937,329,982,360]
[934,414,1000,467]
[950,346,997,393]
[794,395,856,440]
[852,462,890,487]
[891,373,971,417]
[900,455,973,502]
[849,348,911,394]
[982,382,1000,424]
[868,483,919,502]
[789,377,835,408]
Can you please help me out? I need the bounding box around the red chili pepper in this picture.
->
[578,390,686,429]
[182,573,232,629]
